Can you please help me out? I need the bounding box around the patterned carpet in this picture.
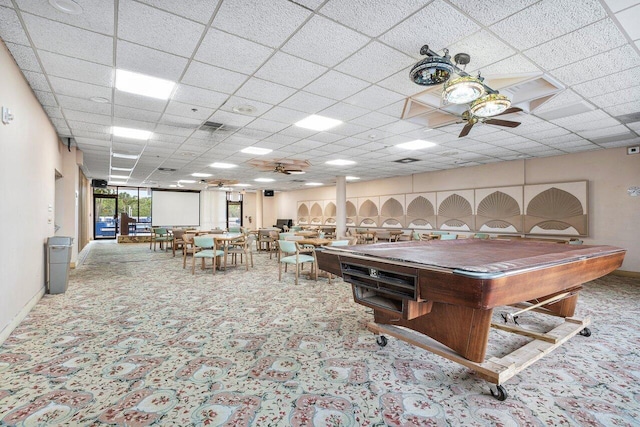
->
[0,241,639,426]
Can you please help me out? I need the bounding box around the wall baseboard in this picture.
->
[0,286,45,346]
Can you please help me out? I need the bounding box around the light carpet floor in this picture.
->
[0,241,639,426]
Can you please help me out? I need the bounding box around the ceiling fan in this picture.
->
[409,44,524,138]
[459,107,522,137]
[249,159,310,175]
[202,178,239,190]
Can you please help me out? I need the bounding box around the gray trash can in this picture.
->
[47,236,74,294]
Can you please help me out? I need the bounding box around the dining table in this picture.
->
[200,233,244,270]
[297,237,333,247]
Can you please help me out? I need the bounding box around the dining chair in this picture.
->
[192,236,225,275]
[278,240,317,286]
[225,235,255,270]
[268,230,280,259]
[228,226,242,233]
[439,233,457,240]
[171,229,186,257]
[182,233,198,269]
[568,239,583,245]
[150,227,173,251]
[473,233,490,239]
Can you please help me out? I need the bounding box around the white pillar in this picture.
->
[256,190,264,229]
[336,176,346,237]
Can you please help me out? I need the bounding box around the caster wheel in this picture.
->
[376,335,388,347]
[579,327,591,337]
[490,385,508,401]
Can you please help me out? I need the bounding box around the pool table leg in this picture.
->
[373,302,493,363]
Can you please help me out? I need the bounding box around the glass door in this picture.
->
[94,195,117,240]
[227,201,242,230]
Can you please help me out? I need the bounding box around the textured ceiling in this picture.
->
[1,0,639,191]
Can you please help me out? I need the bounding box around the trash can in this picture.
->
[47,236,74,294]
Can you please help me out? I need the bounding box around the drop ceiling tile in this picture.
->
[182,61,248,94]
[281,15,370,67]
[260,106,309,124]
[478,54,542,75]
[304,132,344,143]
[49,76,112,100]
[597,137,640,148]
[39,51,113,87]
[75,137,110,147]
[279,91,336,114]
[0,0,12,7]
[235,78,297,104]
[604,100,640,116]
[490,0,606,50]
[72,130,111,140]
[164,100,213,120]
[591,85,640,108]
[114,105,162,123]
[195,28,274,74]
[135,0,219,24]
[0,6,32,45]
[255,52,327,89]
[114,91,168,112]
[377,67,426,97]
[22,13,113,65]
[15,0,115,34]
[4,42,42,72]
[118,0,204,57]
[525,19,627,71]
[245,118,289,133]
[604,0,640,13]
[212,0,310,48]
[64,109,112,125]
[320,0,430,38]
[172,84,229,110]
[304,70,370,100]
[335,41,415,83]
[343,85,405,110]
[154,123,197,136]
[533,90,585,113]
[220,96,273,117]
[448,0,538,25]
[116,41,188,81]
[43,105,63,119]
[207,110,256,127]
[349,111,398,129]
[67,120,110,134]
[616,4,640,40]
[448,30,516,72]
[377,120,423,135]
[22,71,51,92]
[381,0,480,55]
[552,45,640,86]
[328,122,368,137]
[572,66,640,98]
[376,100,406,118]
[278,126,317,140]
[578,124,630,138]
[320,102,369,122]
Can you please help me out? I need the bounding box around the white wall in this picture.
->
[277,150,639,272]
[0,42,80,341]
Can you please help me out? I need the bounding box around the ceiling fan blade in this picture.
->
[459,122,475,137]
[495,107,523,116]
[484,119,521,128]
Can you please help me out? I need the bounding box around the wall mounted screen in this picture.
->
[151,190,200,227]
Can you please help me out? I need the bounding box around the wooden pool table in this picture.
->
[316,239,626,399]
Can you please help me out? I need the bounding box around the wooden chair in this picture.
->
[150,227,173,251]
[171,229,186,257]
[182,233,198,269]
[192,236,225,275]
[278,240,317,285]
[225,234,255,270]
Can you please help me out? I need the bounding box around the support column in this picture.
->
[256,190,264,229]
[336,176,346,238]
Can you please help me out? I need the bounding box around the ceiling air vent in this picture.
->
[157,167,177,172]
[394,158,420,163]
[615,112,640,124]
[201,121,225,131]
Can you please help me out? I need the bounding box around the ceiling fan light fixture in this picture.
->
[409,56,453,86]
[443,76,485,104]
[470,93,512,117]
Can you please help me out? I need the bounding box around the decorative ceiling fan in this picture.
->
[202,178,239,190]
[248,159,310,175]
[409,44,523,137]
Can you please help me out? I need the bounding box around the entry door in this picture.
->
[94,195,117,240]
[227,201,242,229]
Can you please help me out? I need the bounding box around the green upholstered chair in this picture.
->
[568,239,583,245]
[228,226,242,233]
[439,233,457,240]
[278,240,317,285]
[192,236,225,275]
[330,240,350,246]
[290,226,302,232]
[473,233,490,239]
[150,227,173,251]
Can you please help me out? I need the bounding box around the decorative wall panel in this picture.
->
[297,202,309,224]
[323,201,336,225]
[524,181,588,236]
[406,193,436,229]
[475,186,523,233]
[357,197,379,227]
[346,199,357,226]
[380,195,405,228]
[437,190,474,231]
[309,201,323,225]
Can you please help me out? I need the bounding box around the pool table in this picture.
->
[316,239,626,398]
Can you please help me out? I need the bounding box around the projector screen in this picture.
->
[151,190,200,227]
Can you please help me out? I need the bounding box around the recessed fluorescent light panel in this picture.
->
[191,173,212,178]
[396,140,437,150]
[210,162,238,169]
[108,180,127,185]
[295,114,342,131]
[179,180,196,184]
[240,147,272,155]
[326,159,355,166]
[233,183,250,187]
[115,69,175,100]
[346,176,360,181]
[305,182,323,186]
[255,178,275,182]
[112,152,139,160]
[110,175,129,180]
[111,167,133,172]
[112,126,152,140]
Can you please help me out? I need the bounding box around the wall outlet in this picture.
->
[628,146,639,155]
